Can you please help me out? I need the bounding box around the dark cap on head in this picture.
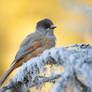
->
[36,18,54,29]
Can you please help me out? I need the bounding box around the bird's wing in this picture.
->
[11,32,43,65]
[0,32,43,85]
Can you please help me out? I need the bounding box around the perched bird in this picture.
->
[0,18,56,85]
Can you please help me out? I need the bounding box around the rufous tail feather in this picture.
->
[0,63,16,85]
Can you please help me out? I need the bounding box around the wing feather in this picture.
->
[11,32,43,65]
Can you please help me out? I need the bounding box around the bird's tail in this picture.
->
[0,63,16,85]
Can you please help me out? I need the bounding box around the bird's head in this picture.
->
[36,18,56,35]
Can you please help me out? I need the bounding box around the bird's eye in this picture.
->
[44,26,50,29]
[43,23,50,29]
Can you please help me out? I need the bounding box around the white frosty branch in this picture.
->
[0,44,92,92]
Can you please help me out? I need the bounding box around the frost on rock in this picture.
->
[0,44,92,92]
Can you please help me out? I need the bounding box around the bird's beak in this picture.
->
[50,25,56,29]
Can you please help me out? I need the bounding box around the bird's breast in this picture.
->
[41,36,56,49]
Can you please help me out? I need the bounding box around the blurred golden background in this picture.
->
[0,0,92,91]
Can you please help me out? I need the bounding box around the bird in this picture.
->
[0,18,56,85]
